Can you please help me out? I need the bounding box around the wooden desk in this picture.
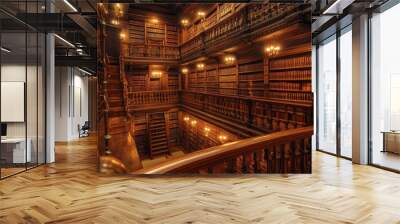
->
[382,131,400,154]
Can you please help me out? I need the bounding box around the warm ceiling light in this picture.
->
[181,68,189,74]
[196,63,205,70]
[204,127,210,132]
[224,55,236,64]
[183,116,190,122]
[150,18,159,23]
[115,3,121,8]
[191,120,197,125]
[197,11,206,17]
[120,32,126,40]
[181,19,189,26]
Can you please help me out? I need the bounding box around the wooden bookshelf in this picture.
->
[206,65,218,94]
[166,110,179,146]
[218,64,237,95]
[238,58,264,97]
[126,65,147,92]
[266,52,312,103]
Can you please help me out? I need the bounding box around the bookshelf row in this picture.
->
[269,54,311,70]
[127,16,178,47]
[269,82,312,92]
[269,70,311,81]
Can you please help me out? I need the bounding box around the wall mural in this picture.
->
[97,2,313,174]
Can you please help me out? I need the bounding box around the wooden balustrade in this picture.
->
[181,3,300,59]
[182,91,312,132]
[122,43,179,60]
[128,90,179,108]
[135,126,313,174]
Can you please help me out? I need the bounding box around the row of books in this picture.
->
[269,70,311,80]
[219,66,237,75]
[238,62,263,72]
[266,91,313,102]
[269,55,311,69]
[239,82,264,89]
[269,82,304,91]
[238,73,263,80]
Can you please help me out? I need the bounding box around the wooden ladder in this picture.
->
[147,112,170,159]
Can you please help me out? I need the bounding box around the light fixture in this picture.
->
[204,127,210,132]
[191,120,197,126]
[181,68,189,74]
[218,135,227,141]
[1,47,11,53]
[115,3,121,8]
[150,18,159,23]
[184,116,190,122]
[111,19,119,25]
[120,32,126,40]
[196,63,205,70]
[150,71,162,79]
[224,55,236,64]
[54,34,75,48]
[264,45,281,56]
[181,19,189,26]
[63,0,78,12]
[322,0,353,15]
[197,11,206,18]
[41,5,46,11]
[78,67,93,76]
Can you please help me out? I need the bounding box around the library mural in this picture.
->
[97,3,313,174]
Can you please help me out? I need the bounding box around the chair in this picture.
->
[78,121,90,138]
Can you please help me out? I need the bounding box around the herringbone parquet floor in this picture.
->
[1,136,400,224]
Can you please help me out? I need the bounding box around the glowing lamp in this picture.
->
[181,19,189,26]
[196,63,205,70]
[150,71,162,79]
[181,68,189,74]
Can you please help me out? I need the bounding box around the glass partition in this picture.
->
[0,1,46,179]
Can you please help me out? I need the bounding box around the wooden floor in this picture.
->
[1,136,400,223]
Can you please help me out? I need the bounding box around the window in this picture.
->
[370,3,400,171]
[317,35,337,154]
[339,27,352,158]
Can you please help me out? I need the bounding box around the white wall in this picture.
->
[54,67,89,141]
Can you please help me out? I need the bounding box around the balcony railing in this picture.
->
[122,43,180,61]
[128,90,179,109]
[182,91,313,132]
[181,3,303,59]
[135,126,313,174]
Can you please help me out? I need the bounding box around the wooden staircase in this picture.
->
[106,64,125,118]
[147,112,170,159]
[100,57,142,171]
